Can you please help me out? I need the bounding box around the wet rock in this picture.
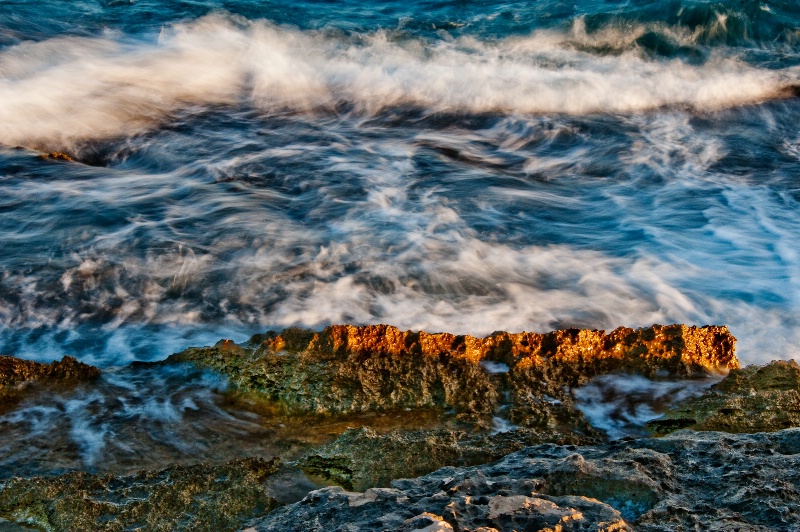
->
[299,427,597,492]
[164,324,737,428]
[648,360,800,434]
[0,356,100,386]
[39,152,74,162]
[249,429,800,532]
[250,484,628,532]
[0,355,100,411]
[0,517,31,532]
[0,457,280,532]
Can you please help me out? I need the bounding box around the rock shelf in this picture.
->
[5,323,800,531]
[163,324,738,430]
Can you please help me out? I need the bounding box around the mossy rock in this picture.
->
[0,457,280,532]
[300,426,600,491]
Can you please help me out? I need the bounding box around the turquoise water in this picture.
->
[2,0,800,366]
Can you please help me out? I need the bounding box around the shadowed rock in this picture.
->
[248,429,800,532]
[163,324,737,429]
[649,359,800,434]
[0,457,280,532]
[299,426,596,492]
[0,355,100,412]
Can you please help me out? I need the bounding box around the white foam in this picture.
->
[0,15,796,149]
[491,416,519,435]
[480,361,510,374]
[63,394,109,466]
[3,131,800,366]
[0,366,250,469]
[2,66,800,367]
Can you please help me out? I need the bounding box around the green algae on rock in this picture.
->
[299,426,597,492]
[0,457,280,532]
[163,323,738,429]
[648,359,800,434]
[0,355,100,412]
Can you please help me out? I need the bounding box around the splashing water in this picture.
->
[2,1,800,368]
[574,373,720,439]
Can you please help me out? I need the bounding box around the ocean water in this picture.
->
[2,0,800,369]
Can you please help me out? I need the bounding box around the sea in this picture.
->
[1,0,800,474]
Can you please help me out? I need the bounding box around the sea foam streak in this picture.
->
[0,14,797,149]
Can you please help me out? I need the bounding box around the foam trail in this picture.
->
[0,15,797,149]
[574,374,720,439]
[0,365,256,474]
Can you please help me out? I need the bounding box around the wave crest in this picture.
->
[0,14,797,149]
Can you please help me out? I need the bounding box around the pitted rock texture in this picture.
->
[648,360,800,434]
[299,427,597,492]
[0,457,280,532]
[0,355,100,411]
[250,485,629,532]
[249,429,800,532]
[165,324,737,427]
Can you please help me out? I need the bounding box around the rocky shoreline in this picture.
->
[0,324,797,531]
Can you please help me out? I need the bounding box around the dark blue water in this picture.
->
[2,0,800,367]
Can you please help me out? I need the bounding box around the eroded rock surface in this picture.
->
[0,457,280,532]
[165,324,737,429]
[649,360,800,434]
[0,355,100,411]
[250,429,800,532]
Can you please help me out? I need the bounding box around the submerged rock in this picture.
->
[249,429,800,532]
[0,457,280,532]
[299,427,596,492]
[0,355,100,412]
[649,359,800,434]
[164,324,737,429]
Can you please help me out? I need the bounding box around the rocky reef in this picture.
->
[9,323,800,532]
[0,355,100,412]
[250,429,800,531]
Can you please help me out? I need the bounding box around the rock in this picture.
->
[249,485,628,532]
[0,356,100,385]
[163,324,737,429]
[0,355,100,412]
[0,517,31,532]
[299,427,597,491]
[248,429,800,531]
[0,457,280,532]
[39,152,74,162]
[648,360,800,434]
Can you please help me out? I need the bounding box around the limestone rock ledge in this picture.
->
[248,429,800,532]
[164,323,738,428]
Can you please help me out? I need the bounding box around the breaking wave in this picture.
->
[1,15,798,150]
